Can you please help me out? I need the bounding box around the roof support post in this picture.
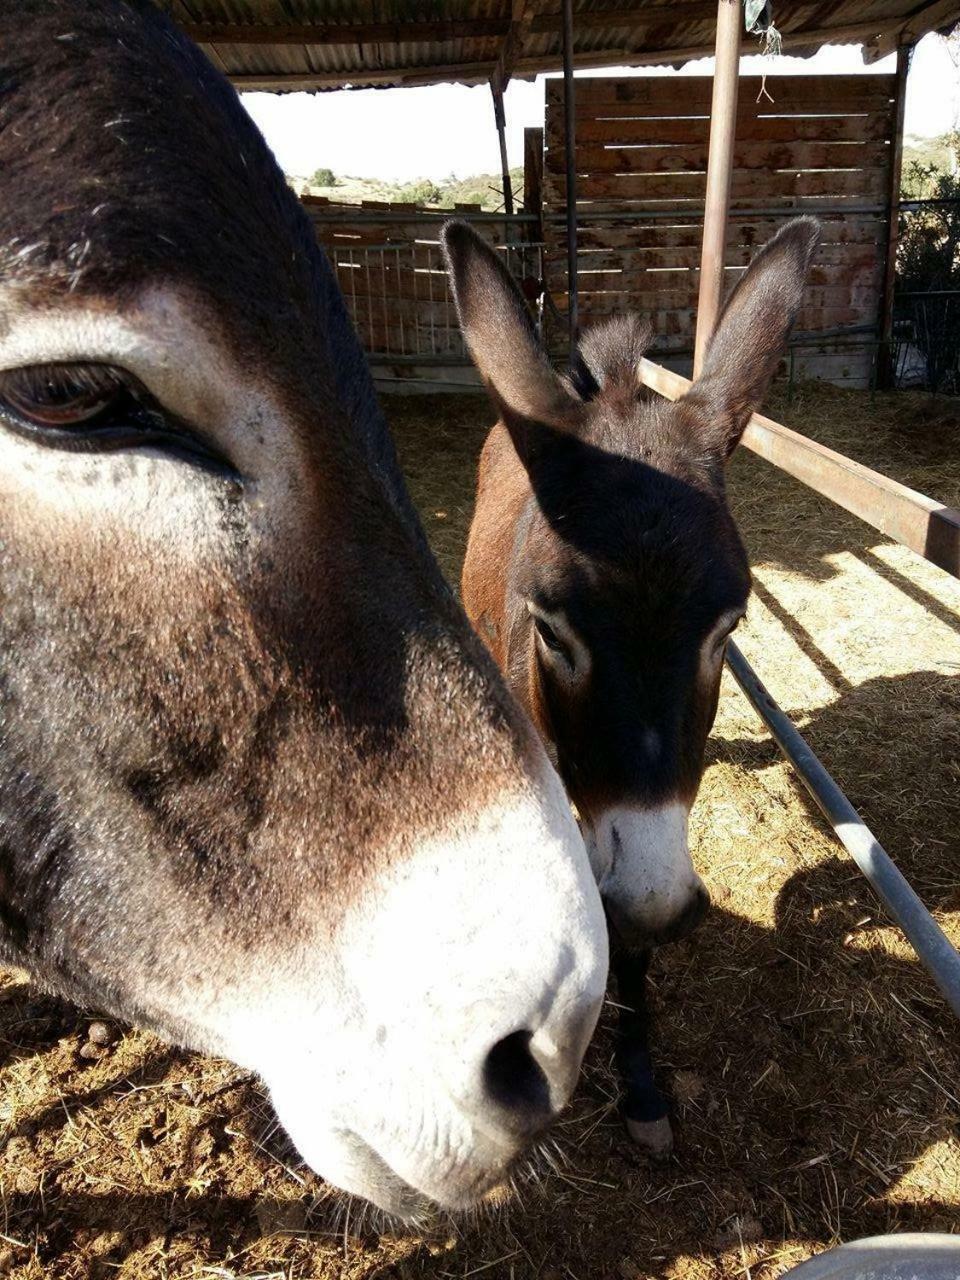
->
[562,0,578,352]
[877,42,912,390]
[491,82,515,219]
[693,0,741,377]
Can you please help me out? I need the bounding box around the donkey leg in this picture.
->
[613,947,673,1158]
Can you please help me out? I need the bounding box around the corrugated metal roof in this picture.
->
[159,0,960,91]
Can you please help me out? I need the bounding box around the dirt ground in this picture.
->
[1,383,958,1279]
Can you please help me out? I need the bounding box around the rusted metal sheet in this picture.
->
[165,0,958,93]
[638,357,960,580]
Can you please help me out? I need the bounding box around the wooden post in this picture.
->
[523,126,544,241]
[491,82,515,219]
[693,0,741,377]
[877,43,911,389]
[562,0,578,351]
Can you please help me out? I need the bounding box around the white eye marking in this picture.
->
[527,602,591,686]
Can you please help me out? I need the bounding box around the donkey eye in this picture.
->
[0,362,233,472]
[533,615,574,667]
[534,616,562,650]
[713,612,743,654]
[0,363,126,428]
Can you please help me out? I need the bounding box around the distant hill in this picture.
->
[289,134,957,211]
[289,167,524,211]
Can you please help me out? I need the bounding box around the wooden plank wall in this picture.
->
[543,75,896,387]
[303,196,529,360]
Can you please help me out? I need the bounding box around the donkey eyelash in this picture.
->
[0,361,237,475]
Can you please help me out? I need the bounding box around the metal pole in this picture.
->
[562,0,578,352]
[726,640,960,1022]
[877,43,911,389]
[491,82,515,219]
[693,0,741,377]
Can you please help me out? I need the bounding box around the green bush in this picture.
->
[396,178,442,205]
[896,133,960,393]
[311,167,336,188]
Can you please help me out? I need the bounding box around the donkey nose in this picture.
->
[607,880,710,950]
[481,1001,598,1136]
[483,1030,551,1128]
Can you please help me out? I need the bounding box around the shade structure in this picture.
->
[159,0,960,94]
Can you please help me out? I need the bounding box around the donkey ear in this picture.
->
[687,216,820,459]
[441,221,578,436]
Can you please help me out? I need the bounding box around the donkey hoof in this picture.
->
[625,1114,674,1159]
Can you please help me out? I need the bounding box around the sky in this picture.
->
[242,32,958,183]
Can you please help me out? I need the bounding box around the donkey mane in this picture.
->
[568,314,654,404]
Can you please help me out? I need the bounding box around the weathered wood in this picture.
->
[544,140,891,175]
[549,75,896,110]
[639,357,960,580]
[548,113,895,146]
[491,0,537,94]
[183,18,509,44]
[573,242,883,270]
[870,0,960,60]
[523,127,544,236]
[544,167,890,201]
[574,218,884,250]
[571,294,881,322]
[224,36,904,92]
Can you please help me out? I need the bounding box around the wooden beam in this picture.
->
[181,18,510,45]
[523,127,544,240]
[180,6,721,47]
[231,62,502,92]
[868,0,960,61]
[225,17,923,92]
[638,358,960,580]
[877,44,911,388]
[694,0,740,376]
[491,0,537,95]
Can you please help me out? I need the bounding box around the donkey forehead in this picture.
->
[527,439,748,595]
[0,2,321,364]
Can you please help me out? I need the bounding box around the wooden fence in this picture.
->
[542,75,898,386]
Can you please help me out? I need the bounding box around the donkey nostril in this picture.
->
[483,1029,551,1121]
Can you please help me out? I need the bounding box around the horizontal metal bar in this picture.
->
[373,376,481,390]
[326,241,534,254]
[305,209,538,224]
[638,357,960,581]
[302,197,951,229]
[367,353,474,366]
[900,198,960,210]
[543,205,888,223]
[725,641,960,1022]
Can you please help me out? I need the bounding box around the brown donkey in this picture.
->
[0,0,609,1220]
[444,217,819,1152]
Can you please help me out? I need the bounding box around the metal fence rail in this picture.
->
[726,643,960,1022]
[326,240,543,362]
[639,356,960,1021]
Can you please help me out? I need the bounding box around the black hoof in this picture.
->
[625,1113,674,1159]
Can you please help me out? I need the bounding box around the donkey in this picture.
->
[0,0,610,1220]
[443,217,819,1153]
